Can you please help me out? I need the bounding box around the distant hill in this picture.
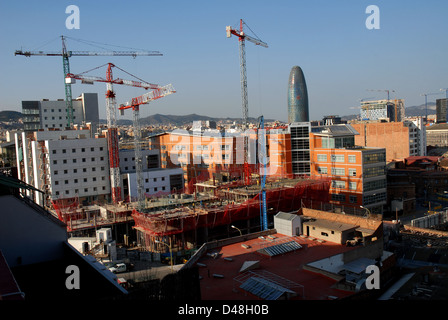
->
[118,113,276,127]
[0,110,22,122]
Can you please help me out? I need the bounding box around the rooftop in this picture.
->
[196,233,357,300]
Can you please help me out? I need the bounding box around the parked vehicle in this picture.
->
[108,263,127,274]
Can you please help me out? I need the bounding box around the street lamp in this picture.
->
[360,206,371,218]
[155,239,173,271]
[231,225,242,236]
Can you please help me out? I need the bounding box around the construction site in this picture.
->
[51,174,332,254]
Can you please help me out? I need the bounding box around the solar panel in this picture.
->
[240,277,296,300]
[257,241,302,257]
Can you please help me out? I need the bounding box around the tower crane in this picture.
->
[66,63,162,204]
[420,92,443,121]
[226,20,268,185]
[118,84,176,211]
[367,89,395,101]
[15,35,162,127]
[257,115,268,231]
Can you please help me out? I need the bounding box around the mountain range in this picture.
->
[0,102,439,127]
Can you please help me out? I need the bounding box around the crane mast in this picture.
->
[119,84,176,211]
[226,20,268,185]
[15,35,162,127]
[67,63,165,204]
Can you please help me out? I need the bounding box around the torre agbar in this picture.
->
[288,66,309,123]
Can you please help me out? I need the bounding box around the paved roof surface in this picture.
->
[196,233,356,300]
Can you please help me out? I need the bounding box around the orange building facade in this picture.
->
[148,128,293,192]
[309,124,387,214]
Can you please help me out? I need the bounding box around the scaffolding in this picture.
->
[132,177,331,251]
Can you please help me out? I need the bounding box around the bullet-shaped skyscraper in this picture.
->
[288,66,309,123]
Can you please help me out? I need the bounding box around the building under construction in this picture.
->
[132,176,331,253]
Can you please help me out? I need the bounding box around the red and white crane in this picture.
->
[66,63,162,204]
[226,19,268,185]
[119,84,176,210]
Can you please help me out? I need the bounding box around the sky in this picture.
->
[0,0,447,123]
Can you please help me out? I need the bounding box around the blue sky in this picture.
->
[0,0,447,122]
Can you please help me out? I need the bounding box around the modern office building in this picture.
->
[309,124,387,215]
[289,122,311,176]
[360,99,405,122]
[287,66,309,123]
[436,98,448,123]
[22,93,99,132]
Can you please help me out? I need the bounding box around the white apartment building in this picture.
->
[404,117,426,156]
[22,93,99,132]
[15,128,110,207]
[119,149,184,200]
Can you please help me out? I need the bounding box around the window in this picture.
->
[81,148,85,152]
[321,232,328,237]
[317,154,327,162]
[64,170,68,174]
[72,148,76,153]
[364,179,386,191]
[83,168,86,172]
[349,182,357,190]
[363,152,385,164]
[74,169,77,173]
[154,187,158,192]
[349,195,357,203]
[52,150,56,154]
[349,169,357,176]
[73,159,77,163]
[331,167,345,176]
[63,159,67,164]
[74,179,78,183]
[53,160,57,165]
[330,154,344,162]
[54,170,58,175]
[318,167,328,174]
[364,166,385,178]
[91,147,94,151]
[62,149,66,153]
[332,180,345,189]
[331,193,346,202]
[82,158,86,162]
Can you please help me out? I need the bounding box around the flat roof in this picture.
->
[303,218,357,232]
[196,233,356,300]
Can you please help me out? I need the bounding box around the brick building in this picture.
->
[309,124,387,215]
[350,119,426,162]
